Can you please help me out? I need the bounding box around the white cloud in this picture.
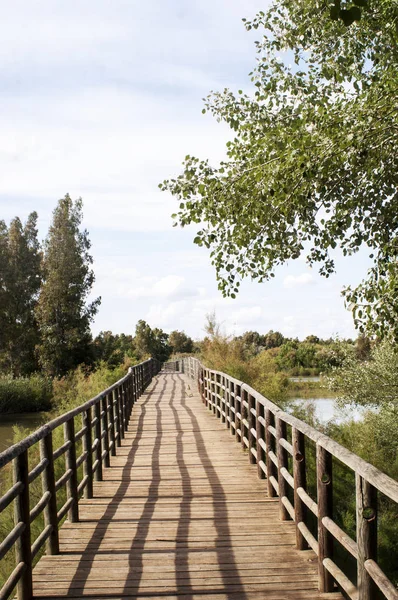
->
[283,273,314,289]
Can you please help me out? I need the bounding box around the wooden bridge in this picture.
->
[1,358,397,600]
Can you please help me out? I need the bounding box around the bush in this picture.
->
[0,375,53,413]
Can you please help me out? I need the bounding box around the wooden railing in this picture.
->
[181,356,398,600]
[0,358,161,600]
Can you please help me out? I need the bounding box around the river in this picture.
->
[0,413,47,453]
[287,377,362,423]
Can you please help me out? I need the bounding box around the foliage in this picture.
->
[0,374,52,413]
[168,330,194,354]
[35,195,100,376]
[93,331,136,369]
[161,0,398,338]
[329,340,398,410]
[134,320,171,363]
[200,315,289,402]
[0,213,41,375]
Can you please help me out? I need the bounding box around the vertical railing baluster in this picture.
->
[225,377,230,429]
[221,375,226,424]
[356,475,377,600]
[118,385,125,439]
[95,401,103,481]
[293,427,307,550]
[40,432,59,554]
[276,417,289,520]
[242,388,248,451]
[122,382,128,432]
[102,395,110,468]
[230,381,235,437]
[83,408,93,498]
[115,387,122,448]
[13,450,33,600]
[64,418,79,522]
[265,409,277,498]
[248,393,256,464]
[256,400,266,479]
[109,391,116,457]
[317,444,334,592]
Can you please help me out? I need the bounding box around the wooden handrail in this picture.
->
[181,356,398,600]
[0,357,161,600]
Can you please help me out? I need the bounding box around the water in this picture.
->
[287,394,363,423]
[0,413,47,453]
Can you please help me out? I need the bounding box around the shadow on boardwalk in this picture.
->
[66,372,248,598]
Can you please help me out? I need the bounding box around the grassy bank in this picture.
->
[0,375,53,413]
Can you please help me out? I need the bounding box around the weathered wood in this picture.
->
[266,409,277,498]
[102,395,110,468]
[31,373,343,600]
[13,450,33,600]
[248,393,256,465]
[94,402,103,482]
[316,444,334,592]
[276,417,289,521]
[64,419,79,523]
[256,400,266,479]
[82,409,93,499]
[40,433,59,554]
[356,475,377,600]
[293,428,307,550]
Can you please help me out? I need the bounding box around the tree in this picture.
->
[168,330,194,354]
[35,195,100,376]
[0,214,42,375]
[161,0,398,338]
[93,331,136,368]
[263,330,285,349]
[134,320,171,363]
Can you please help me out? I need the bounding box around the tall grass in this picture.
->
[0,375,53,413]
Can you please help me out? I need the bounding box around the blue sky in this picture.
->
[0,0,371,340]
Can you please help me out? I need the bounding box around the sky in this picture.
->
[0,0,371,341]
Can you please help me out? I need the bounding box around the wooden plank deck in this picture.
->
[32,372,343,600]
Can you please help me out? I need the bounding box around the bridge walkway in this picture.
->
[32,372,343,599]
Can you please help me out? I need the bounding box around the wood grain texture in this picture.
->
[33,373,343,600]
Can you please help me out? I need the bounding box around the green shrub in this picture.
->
[0,375,53,413]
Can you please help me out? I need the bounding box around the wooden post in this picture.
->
[115,387,122,447]
[13,450,33,600]
[265,409,277,497]
[205,370,209,408]
[83,408,93,498]
[64,419,79,522]
[221,375,226,424]
[95,401,103,481]
[40,432,59,554]
[230,381,236,437]
[109,391,116,457]
[276,417,289,520]
[212,373,216,414]
[256,400,265,479]
[317,444,334,592]
[122,382,128,432]
[224,377,229,429]
[118,385,125,439]
[356,475,377,600]
[248,393,256,464]
[102,395,110,468]
[293,428,307,549]
[241,388,247,450]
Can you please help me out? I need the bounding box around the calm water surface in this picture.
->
[0,413,47,452]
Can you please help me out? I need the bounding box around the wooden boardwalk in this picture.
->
[32,372,343,600]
